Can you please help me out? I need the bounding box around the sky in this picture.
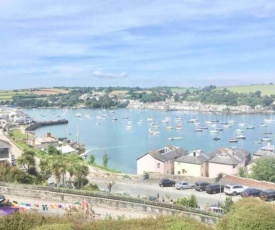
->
[1,0,275,90]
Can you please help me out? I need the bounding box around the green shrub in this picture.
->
[31,224,73,230]
[217,197,275,230]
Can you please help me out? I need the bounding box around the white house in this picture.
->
[137,145,188,175]
[0,139,12,164]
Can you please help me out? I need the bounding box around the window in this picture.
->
[177,171,180,175]
[0,148,9,154]
[157,163,160,168]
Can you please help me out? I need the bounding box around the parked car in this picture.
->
[259,189,275,201]
[194,181,210,192]
[224,184,247,196]
[175,181,195,190]
[159,178,176,187]
[205,183,224,194]
[240,188,262,198]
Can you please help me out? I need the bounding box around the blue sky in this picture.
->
[1,0,275,89]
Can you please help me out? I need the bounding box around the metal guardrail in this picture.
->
[0,182,220,218]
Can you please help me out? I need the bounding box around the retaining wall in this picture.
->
[223,175,275,189]
[0,185,219,225]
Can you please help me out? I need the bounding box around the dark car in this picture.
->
[259,189,275,201]
[240,188,262,198]
[195,181,210,192]
[159,178,176,187]
[205,183,224,194]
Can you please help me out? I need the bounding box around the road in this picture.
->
[90,177,241,208]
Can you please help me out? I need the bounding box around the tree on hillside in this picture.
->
[48,145,61,155]
[250,157,275,182]
[102,152,109,168]
[17,149,36,174]
[88,154,95,164]
[217,198,275,230]
[0,161,34,184]
[73,163,89,189]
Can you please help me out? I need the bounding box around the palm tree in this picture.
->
[17,149,36,174]
[38,155,52,182]
[74,163,89,189]
[50,159,63,187]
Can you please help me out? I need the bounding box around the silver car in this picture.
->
[175,181,195,190]
[224,184,247,196]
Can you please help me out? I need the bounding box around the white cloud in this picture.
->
[0,0,275,88]
[92,71,128,79]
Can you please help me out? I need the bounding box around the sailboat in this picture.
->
[166,118,173,130]
[149,127,160,135]
[175,120,183,130]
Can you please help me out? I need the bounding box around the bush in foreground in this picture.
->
[0,212,214,230]
[217,197,275,230]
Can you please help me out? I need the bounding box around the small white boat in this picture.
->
[209,129,219,133]
[194,128,203,132]
[229,138,238,143]
[238,123,246,127]
[236,135,246,140]
[149,128,160,135]
[235,129,243,133]
[168,137,183,140]
[261,137,272,142]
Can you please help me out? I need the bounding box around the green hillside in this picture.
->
[220,84,275,96]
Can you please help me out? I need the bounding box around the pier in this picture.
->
[25,119,69,131]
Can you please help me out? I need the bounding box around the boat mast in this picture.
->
[76,124,79,145]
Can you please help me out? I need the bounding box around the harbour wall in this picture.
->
[25,119,68,131]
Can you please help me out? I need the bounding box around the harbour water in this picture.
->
[24,108,275,174]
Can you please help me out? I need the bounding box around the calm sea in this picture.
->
[23,108,275,174]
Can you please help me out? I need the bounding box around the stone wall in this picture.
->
[0,185,219,225]
[223,175,275,189]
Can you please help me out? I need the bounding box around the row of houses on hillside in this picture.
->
[137,145,251,178]
[0,108,33,129]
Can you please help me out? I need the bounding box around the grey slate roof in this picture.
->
[0,139,11,148]
[175,151,216,165]
[253,144,275,157]
[137,145,189,162]
[208,147,250,165]
[150,147,189,162]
